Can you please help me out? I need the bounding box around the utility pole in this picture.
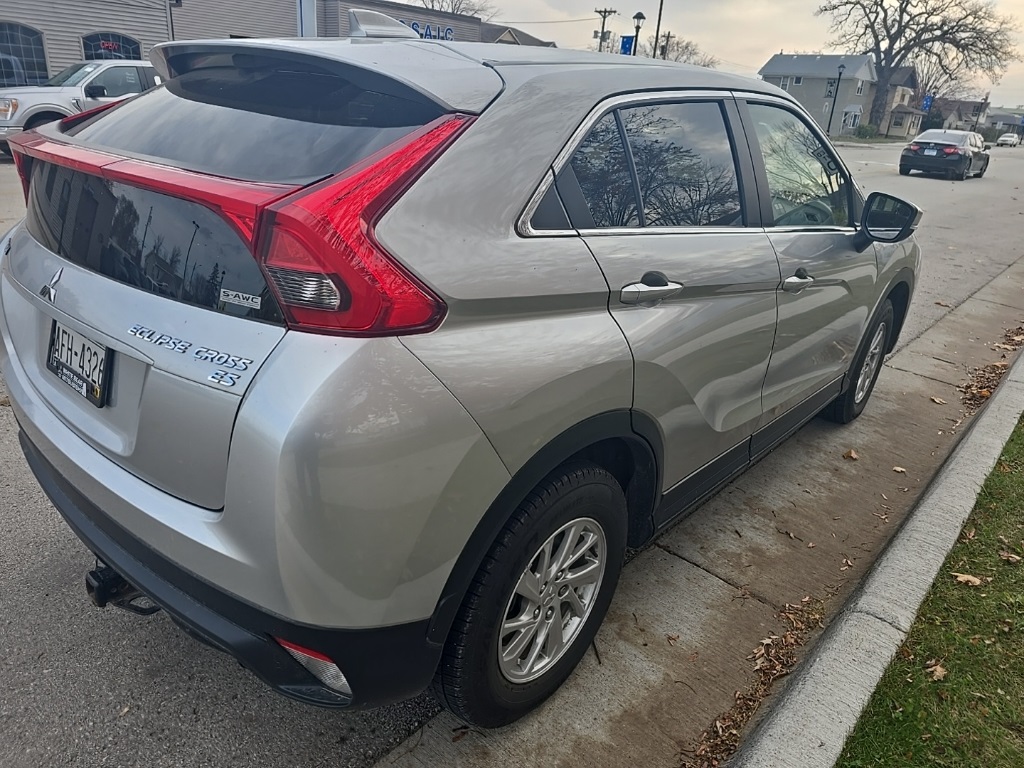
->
[595,8,617,53]
[660,31,673,60]
[652,0,665,60]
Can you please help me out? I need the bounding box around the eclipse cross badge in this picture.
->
[40,268,63,304]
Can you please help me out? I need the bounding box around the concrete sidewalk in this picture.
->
[732,328,1024,768]
[374,260,1024,768]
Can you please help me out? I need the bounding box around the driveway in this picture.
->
[2,145,1024,767]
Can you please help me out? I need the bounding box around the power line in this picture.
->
[493,17,601,24]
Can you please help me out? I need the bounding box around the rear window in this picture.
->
[25,160,285,324]
[916,131,965,144]
[64,61,446,184]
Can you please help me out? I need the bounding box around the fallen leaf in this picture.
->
[667,634,679,646]
[843,448,860,461]
[881,493,888,500]
[952,572,982,586]
[993,343,1015,351]
[979,389,992,398]
[688,652,699,663]
[925,663,946,684]
[999,551,1022,564]
[451,725,470,743]
[841,557,855,571]
[965,528,976,541]
[935,301,952,307]
[807,542,816,549]
[0,396,10,407]
[118,705,130,717]
[930,396,948,405]
[893,466,907,474]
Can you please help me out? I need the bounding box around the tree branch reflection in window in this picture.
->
[748,104,850,227]
[569,114,640,228]
[621,102,743,227]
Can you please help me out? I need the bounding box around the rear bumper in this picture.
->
[18,430,442,709]
[900,153,969,173]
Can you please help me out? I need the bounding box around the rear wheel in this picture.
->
[976,161,988,178]
[24,113,64,131]
[824,299,894,424]
[899,166,910,176]
[433,463,627,728]
[957,161,971,181]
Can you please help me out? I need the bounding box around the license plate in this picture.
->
[924,149,938,156]
[46,320,113,408]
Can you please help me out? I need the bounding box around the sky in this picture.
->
[477,0,1024,109]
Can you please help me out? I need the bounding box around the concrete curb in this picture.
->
[729,352,1024,768]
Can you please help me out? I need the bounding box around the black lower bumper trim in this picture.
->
[19,431,442,710]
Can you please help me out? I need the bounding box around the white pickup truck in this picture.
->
[0,60,159,154]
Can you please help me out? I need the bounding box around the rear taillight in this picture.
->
[256,115,470,336]
[909,144,920,151]
[275,638,352,697]
[943,146,961,155]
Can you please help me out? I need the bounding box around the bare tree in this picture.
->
[638,35,719,67]
[817,0,1020,126]
[911,53,983,104]
[416,0,496,20]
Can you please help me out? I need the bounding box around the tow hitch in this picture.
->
[85,562,161,616]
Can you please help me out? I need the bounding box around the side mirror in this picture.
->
[985,143,992,150]
[852,192,923,252]
[83,84,107,99]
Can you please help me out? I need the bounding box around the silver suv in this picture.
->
[0,12,922,728]
[0,60,159,155]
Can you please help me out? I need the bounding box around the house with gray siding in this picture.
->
[758,53,877,136]
[0,0,549,88]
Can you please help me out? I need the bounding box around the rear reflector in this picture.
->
[256,115,471,336]
[275,638,353,697]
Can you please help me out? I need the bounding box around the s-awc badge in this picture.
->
[220,288,262,310]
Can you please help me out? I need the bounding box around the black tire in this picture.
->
[899,166,911,176]
[958,161,971,181]
[976,161,988,178]
[433,463,627,728]
[24,113,63,131]
[823,299,895,424]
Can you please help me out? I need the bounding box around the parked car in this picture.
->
[0,59,159,155]
[899,129,991,179]
[0,10,923,728]
[996,132,1021,147]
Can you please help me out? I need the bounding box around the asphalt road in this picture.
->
[2,143,1024,768]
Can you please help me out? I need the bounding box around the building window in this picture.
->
[82,33,141,61]
[892,114,905,127]
[779,76,790,91]
[901,92,909,105]
[0,21,48,85]
[793,76,803,85]
[856,80,864,95]
[823,101,830,115]
[825,78,837,97]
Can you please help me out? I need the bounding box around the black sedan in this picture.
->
[899,129,991,180]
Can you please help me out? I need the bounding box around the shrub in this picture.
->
[855,123,879,139]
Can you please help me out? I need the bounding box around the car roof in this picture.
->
[151,37,786,114]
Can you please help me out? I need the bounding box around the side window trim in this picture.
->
[738,96,857,230]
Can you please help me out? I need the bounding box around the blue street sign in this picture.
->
[1020,114,1024,126]
[620,35,635,55]
[922,94,934,111]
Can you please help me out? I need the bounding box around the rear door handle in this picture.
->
[620,279,684,305]
[782,270,815,294]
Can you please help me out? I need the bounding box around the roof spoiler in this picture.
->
[348,9,420,39]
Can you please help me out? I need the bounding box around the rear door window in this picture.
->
[620,101,744,227]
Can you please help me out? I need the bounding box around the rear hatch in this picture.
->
[3,41,500,509]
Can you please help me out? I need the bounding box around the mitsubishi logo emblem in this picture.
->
[40,268,63,304]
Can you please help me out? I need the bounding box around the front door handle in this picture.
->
[782,269,815,294]
[620,272,684,305]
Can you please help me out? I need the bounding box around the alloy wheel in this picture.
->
[855,322,887,404]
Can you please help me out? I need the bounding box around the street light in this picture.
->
[632,12,645,56]
[827,62,847,137]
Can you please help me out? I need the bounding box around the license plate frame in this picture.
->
[924,148,938,156]
[46,320,114,408]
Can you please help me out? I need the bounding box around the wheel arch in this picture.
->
[425,410,661,646]
[884,267,915,353]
